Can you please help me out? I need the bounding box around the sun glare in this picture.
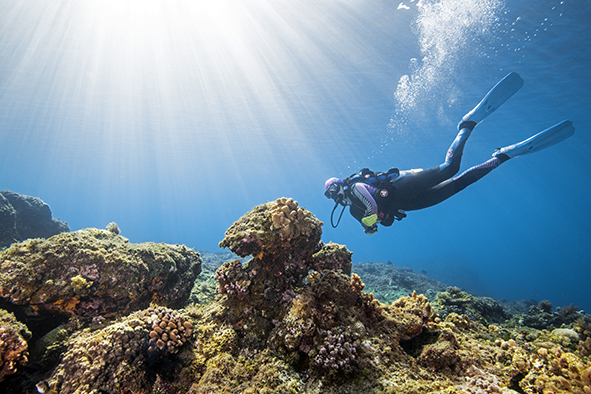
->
[1,0,399,200]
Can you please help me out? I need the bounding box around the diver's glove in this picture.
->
[364,224,378,235]
[361,214,378,227]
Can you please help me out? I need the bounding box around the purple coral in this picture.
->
[214,260,251,301]
[313,327,358,372]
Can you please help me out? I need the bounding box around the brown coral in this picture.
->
[519,346,591,394]
[219,197,323,260]
[0,228,202,316]
[44,306,195,394]
[0,310,30,383]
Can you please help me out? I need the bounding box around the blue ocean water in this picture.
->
[0,0,589,311]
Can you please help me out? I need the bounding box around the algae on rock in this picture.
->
[0,309,31,383]
[0,228,202,317]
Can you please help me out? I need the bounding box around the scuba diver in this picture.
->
[324,72,575,235]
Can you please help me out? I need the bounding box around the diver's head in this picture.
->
[324,177,346,205]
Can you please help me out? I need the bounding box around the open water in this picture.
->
[0,0,589,311]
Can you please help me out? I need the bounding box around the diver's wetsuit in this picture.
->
[348,121,510,228]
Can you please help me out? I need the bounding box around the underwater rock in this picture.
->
[352,262,447,304]
[0,309,31,383]
[215,198,325,335]
[0,190,69,250]
[0,228,202,317]
[433,286,511,326]
[219,197,322,260]
[214,198,440,382]
[43,306,194,394]
[5,197,591,394]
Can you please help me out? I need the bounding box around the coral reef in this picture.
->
[0,227,202,317]
[0,190,69,250]
[189,251,248,305]
[1,196,591,394]
[212,198,445,386]
[43,306,194,394]
[0,309,30,383]
[518,344,591,393]
[433,286,511,326]
[510,301,590,330]
[352,262,447,304]
[215,198,326,339]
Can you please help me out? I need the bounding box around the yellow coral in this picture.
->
[70,275,91,295]
[268,198,321,240]
[520,345,591,393]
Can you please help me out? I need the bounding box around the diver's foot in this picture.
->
[457,120,477,131]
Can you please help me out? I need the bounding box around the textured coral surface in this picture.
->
[45,306,194,394]
[0,228,202,316]
[1,198,591,394]
[0,309,30,383]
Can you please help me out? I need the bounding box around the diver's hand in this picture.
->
[361,214,378,227]
[364,224,378,235]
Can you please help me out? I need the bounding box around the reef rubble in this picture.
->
[0,197,589,394]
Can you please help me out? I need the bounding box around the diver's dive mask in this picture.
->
[324,182,345,205]
[324,182,347,228]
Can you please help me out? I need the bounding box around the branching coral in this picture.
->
[219,197,322,261]
[44,306,195,394]
[311,327,359,373]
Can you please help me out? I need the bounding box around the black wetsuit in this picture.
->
[346,121,509,228]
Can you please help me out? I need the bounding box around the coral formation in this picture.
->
[311,327,359,373]
[106,222,120,235]
[0,309,30,383]
[219,197,322,260]
[0,228,202,317]
[44,306,194,394]
[352,262,447,304]
[511,301,588,330]
[433,286,511,325]
[189,251,246,305]
[215,198,326,341]
[518,344,591,393]
[2,197,591,394]
[0,190,69,249]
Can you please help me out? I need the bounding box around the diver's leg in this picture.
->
[401,155,508,210]
[393,121,476,192]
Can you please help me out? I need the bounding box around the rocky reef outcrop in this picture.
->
[195,198,441,389]
[0,228,202,317]
[1,197,591,394]
[432,286,512,326]
[42,306,194,394]
[0,190,69,250]
[0,309,31,383]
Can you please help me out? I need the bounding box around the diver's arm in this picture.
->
[350,183,379,232]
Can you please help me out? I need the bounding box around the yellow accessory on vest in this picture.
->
[361,214,378,227]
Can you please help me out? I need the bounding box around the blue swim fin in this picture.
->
[493,120,575,159]
[462,72,525,124]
